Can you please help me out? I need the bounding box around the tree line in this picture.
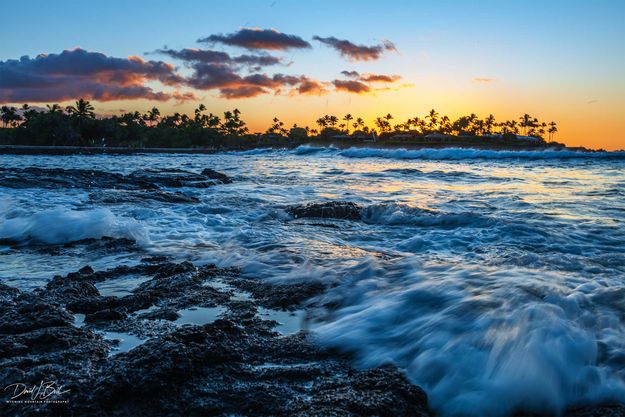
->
[0,99,558,148]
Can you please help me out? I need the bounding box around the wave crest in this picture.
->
[0,207,148,245]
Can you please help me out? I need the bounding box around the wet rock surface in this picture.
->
[0,166,230,204]
[287,201,362,221]
[0,261,432,417]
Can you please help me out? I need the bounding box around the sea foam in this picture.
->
[0,206,148,245]
[335,147,625,160]
[312,259,625,417]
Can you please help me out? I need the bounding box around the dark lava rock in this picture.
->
[0,166,231,192]
[201,168,232,184]
[73,321,430,417]
[0,284,109,417]
[128,168,225,188]
[85,309,128,323]
[136,307,180,321]
[0,262,435,417]
[231,277,328,310]
[90,189,200,204]
[0,167,153,190]
[287,202,362,220]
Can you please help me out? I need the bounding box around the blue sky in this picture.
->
[1,0,624,148]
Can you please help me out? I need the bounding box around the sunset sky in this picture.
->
[1,0,624,149]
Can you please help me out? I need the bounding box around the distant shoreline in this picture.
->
[0,141,599,156]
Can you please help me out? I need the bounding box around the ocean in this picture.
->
[2,146,625,416]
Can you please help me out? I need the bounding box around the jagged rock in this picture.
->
[90,189,200,204]
[287,202,362,220]
[201,168,232,184]
[128,168,223,188]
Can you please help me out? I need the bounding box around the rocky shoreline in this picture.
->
[2,165,624,416]
[0,257,430,417]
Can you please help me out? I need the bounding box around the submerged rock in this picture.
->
[201,168,232,184]
[0,166,231,195]
[287,201,362,220]
[89,189,200,204]
[128,168,227,188]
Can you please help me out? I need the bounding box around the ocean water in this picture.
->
[1,146,625,416]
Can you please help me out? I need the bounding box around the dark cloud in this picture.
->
[297,78,328,95]
[314,36,397,61]
[157,48,282,67]
[185,62,324,98]
[332,80,371,94]
[341,71,401,83]
[219,85,267,99]
[199,28,311,50]
[341,70,360,78]
[0,48,189,103]
[359,73,401,83]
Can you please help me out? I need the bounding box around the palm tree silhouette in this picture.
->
[426,109,439,130]
[46,104,62,114]
[343,114,353,134]
[548,121,558,141]
[484,114,496,134]
[66,99,95,120]
[146,107,161,127]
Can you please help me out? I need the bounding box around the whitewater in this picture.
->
[1,146,625,416]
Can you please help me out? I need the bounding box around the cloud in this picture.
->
[587,99,598,104]
[339,70,401,85]
[156,48,282,67]
[0,48,187,103]
[472,77,494,83]
[198,28,311,50]
[219,85,267,99]
[359,73,401,83]
[332,79,371,94]
[314,36,397,61]
[184,62,325,98]
[341,70,360,78]
[296,77,329,95]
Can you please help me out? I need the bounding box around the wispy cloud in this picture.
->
[472,77,494,84]
[314,36,397,61]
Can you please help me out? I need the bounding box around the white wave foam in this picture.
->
[336,147,625,160]
[293,145,337,155]
[0,207,148,245]
[312,259,625,416]
[362,203,491,228]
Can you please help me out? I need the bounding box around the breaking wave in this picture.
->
[0,206,148,245]
[312,259,625,417]
[361,203,493,228]
[336,147,625,160]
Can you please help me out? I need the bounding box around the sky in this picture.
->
[1,0,624,149]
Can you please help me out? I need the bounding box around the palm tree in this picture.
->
[375,117,391,132]
[426,109,439,130]
[316,117,327,130]
[548,121,558,141]
[342,113,353,134]
[484,114,496,134]
[66,99,95,119]
[519,114,534,136]
[439,115,451,134]
[146,107,161,127]
[328,115,338,128]
[46,104,62,114]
